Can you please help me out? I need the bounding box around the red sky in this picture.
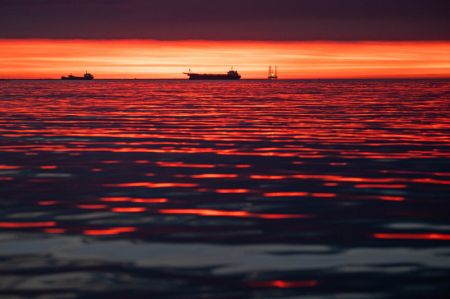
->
[1,40,449,79]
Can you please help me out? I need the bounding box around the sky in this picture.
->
[0,0,449,78]
[1,0,449,40]
[1,40,449,79]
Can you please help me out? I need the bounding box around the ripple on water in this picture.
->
[0,79,449,297]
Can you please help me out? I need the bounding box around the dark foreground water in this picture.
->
[0,79,449,298]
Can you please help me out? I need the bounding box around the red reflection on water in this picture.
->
[311,193,336,198]
[100,197,168,203]
[235,164,251,168]
[0,221,56,228]
[158,209,307,219]
[156,161,215,168]
[251,175,287,180]
[100,197,130,202]
[218,149,297,158]
[191,174,238,179]
[379,196,405,201]
[2,80,449,252]
[264,192,308,197]
[0,165,21,169]
[132,198,168,203]
[247,280,319,288]
[38,200,58,206]
[84,227,137,235]
[40,165,57,169]
[412,178,450,185]
[101,160,120,164]
[435,172,450,177]
[374,233,450,240]
[105,182,198,188]
[112,207,147,213]
[291,174,404,183]
[355,184,407,189]
[77,204,108,209]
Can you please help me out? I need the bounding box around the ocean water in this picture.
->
[0,79,449,298]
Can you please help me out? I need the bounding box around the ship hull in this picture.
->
[61,77,93,80]
[186,74,241,80]
[61,73,94,80]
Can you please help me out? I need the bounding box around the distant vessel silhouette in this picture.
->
[184,68,241,80]
[61,72,94,80]
[268,66,278,80]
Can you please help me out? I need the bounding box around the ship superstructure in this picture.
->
[61,72,94,80]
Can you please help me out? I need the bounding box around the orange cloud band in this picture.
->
[0,40,449,79]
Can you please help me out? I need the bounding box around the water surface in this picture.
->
[0,79,449,298]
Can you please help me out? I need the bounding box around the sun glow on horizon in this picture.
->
[0,39,449,79]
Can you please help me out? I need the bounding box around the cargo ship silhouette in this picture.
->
[61,72,94,80]
[184,68,241,80]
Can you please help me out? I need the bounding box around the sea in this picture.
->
[0,79,449,298]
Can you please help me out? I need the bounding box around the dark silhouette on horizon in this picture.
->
[268,66,278,80]
[184,68,241,80]
[61,72,94,80]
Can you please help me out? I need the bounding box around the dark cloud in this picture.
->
[1,0,449,40]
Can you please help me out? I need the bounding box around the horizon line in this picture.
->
[2,38,450,43]
[2,77,450,81]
